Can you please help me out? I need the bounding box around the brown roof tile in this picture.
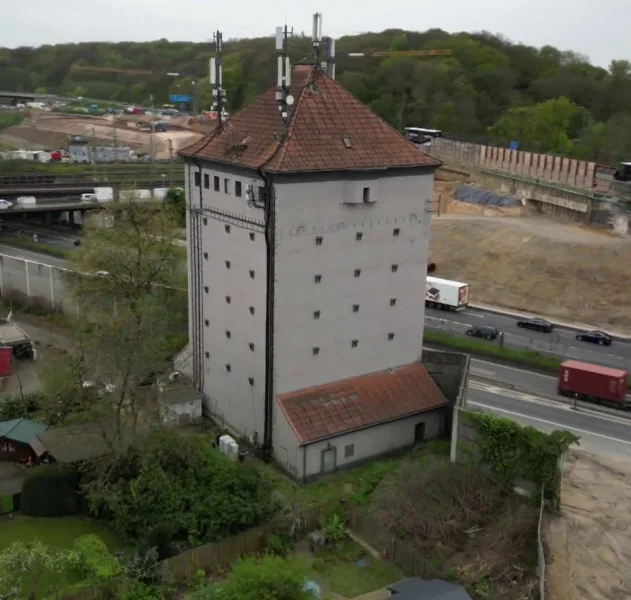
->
[179,65,440,173]
[277,363,447,444]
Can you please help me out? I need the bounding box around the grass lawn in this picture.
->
[261,439,451,509]
[0,514,123,551]
[305,538,404,598]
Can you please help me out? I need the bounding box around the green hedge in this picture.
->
[21,463,81,517]
[424,329,631,389]
[0,493,14,514]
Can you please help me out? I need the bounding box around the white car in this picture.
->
[80,193,97,202]
[0,199,13,210]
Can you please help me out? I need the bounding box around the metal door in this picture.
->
[322,448,336,474]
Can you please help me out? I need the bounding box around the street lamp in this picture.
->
[161,174,166,188]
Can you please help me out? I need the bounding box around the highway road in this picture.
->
[468,359,631,460]
[427,305,631,367]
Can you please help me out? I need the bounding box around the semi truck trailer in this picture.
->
[557,360,629,408]
[425,276,470,311]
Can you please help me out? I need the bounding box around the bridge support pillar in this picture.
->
[45,212,52,224]
[68,211,75,225]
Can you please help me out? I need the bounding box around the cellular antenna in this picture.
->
[312,13,323,67]
[275,24,293,130]
[210,30,226,131]
[322,36,336,79]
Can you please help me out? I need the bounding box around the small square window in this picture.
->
[225,364,231,372]
[362,187,370,203]
[391,264,399,273]
[249,306,255,315]
[204,286,209,294]
[313,347,320,356]
[351,339,358,348]
[352,304,359,313]
[314,274,322,283]
[354,269,361,278]
[393,228,400,237]
[344,443,355,458]
[214,176,220,191]
[388,333,395,341]
[248,377,254,386]
[204,351,210,359]
[225,295,231,304]
[225,330,231,339]
[203,252,208,260]
[249,342,255,351]
[224,178,230,194]
[203,218,208,226]
[225,261,231,269]
[203,173,210,189]
[225,224,231,233]
[313,310,321,320]
[390,298,397,306]
[249,269,255,279]
[356,232,363,241]
[235,181,243,197]
[194,171,201,186]
[315,236,323,246]
[204,319,209,327]
[249,232,255,241]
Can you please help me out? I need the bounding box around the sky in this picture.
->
[3,0,628,69]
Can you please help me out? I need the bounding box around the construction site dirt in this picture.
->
[545,450,631,600]
[430,182,631,334]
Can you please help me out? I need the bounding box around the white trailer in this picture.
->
[425,276,470,311]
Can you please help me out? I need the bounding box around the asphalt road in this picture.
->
[467,363,631,460]
[427,305,631,366]
[0,243,68,268]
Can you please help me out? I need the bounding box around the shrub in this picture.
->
[72,535,121,583]
[21,463,80,516]
[0,494,13,514]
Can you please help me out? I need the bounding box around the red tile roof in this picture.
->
[277,363,447,444]
[179,65,440,173]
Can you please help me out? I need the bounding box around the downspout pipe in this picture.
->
[258,167,276,458]
[190,159,204,391]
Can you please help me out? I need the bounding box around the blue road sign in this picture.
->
[169,94,192,103]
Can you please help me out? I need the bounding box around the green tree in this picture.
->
[165,187,186,227]
[0,541,74,599]
[73,86,87,97]
[216,555,314,600]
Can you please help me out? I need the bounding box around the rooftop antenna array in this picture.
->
[312,14,335,78]
[210,30,226,131]
[312,13,323,66]
[275,24,294,128]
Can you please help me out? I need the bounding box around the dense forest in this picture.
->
[1,29,630,164]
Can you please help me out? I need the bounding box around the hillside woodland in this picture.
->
[1,29,631,163]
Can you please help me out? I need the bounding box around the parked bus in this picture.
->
[404,127,442,146]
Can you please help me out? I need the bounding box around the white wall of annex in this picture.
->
[273,170,434,395]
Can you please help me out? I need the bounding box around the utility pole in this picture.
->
[168,138,173,186]
[210,30,226,131]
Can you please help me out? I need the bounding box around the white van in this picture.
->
[81,193,97,203]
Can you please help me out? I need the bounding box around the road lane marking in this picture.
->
[468,401,631,446]
[461,311,484,318]
[469,380,631,426]
[470,367,496,377]
[469,358,557,380]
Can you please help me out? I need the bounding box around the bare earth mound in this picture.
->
[545,451,631,600]
[430,215,631,331]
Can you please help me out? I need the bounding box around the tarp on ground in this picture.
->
[453,184,522,207]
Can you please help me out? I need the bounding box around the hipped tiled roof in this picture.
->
[180,64,440,174]
[277,363,447,444]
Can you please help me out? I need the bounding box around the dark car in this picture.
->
[516,318,554,333]
[576,330,612,346]
[466,325,499,340]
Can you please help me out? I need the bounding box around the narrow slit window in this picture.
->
[194,171,201,186]
[225,224,231,233]
[315,236,323,246]
[390,298,397,306]
[356,232,363,241]
[351,340,358,348]
[224,178,230,194]
[249,306,255,315]
[362,187,370,203]
[235,181,243,197]
[225,261,231,269]
[354,269,361,278]
[203,218,208,226]
[314,274,322,283]
[204,286,209,294]
[393,228,400,237]
[391,264,399,273]
[225,295,231,304]
[249,232,255,241]
[249,342,255,351]
[203,173,210,189]
[388,333,395,341]
[313,310,321,320]
[352,304,359,313]
[225,330,231,339]
[249,269,255,279]
[213,176,220,191]
[204,351,210,359]
[204,319,209,327]
[203,252,208,260]
[248,377,254,386]
[313,347,320,356]
[225,364,231,372]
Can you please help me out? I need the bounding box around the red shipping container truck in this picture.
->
[558,360,628,406]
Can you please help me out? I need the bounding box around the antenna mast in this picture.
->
[312,13,323,67]
[275,24,294,128]
[210,30,225,131]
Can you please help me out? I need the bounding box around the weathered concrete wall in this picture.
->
[430,139,596,190]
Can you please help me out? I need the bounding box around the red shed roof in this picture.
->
[277,363,447,444]
[561,360,627,378]
[180,65,440,174]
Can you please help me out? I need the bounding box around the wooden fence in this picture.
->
[61,504,326,599]
[347,508,439,580]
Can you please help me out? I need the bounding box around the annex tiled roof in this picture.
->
[277,363,447,444]
[179,64,440,173]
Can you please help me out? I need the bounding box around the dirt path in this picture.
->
[545,451,631,600]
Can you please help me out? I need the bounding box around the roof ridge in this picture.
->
[260,66,315,172]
